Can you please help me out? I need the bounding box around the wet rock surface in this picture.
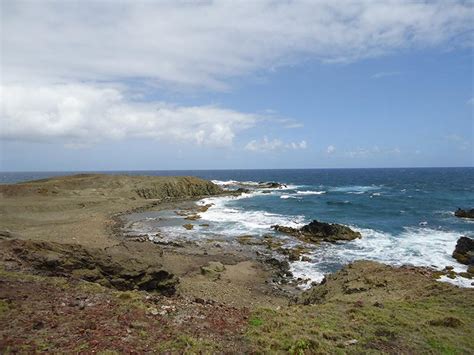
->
[454,208,474,219]
[272,219,361,244]
[452,236,474,266]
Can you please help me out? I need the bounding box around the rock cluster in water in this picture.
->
[454,208,474,219]
[271,220,361,244]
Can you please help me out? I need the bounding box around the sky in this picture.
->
[0,0,473,171]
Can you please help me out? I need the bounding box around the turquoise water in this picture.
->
[4,168,473,285]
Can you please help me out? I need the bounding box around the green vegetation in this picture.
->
[246,262,474,354]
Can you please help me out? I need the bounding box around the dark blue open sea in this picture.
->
[2,168,473,286]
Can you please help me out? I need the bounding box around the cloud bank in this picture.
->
[1,1,472,148]
[245,137,307,152]
[2,1,472,88]
[0,84,257,147]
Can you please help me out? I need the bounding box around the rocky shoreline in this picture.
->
[1,174,473,353]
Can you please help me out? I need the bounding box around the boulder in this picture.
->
[272,220,361,244]
[200,261,226,280]
[452,236,474,265]
[454,208,474,219]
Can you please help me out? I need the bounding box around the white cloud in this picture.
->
[326,145,336,154]
[445,134,471,151]
[0,83,258,147]
[245,137,307,152]
[2,1,472,89]
[1,1,472,147]
[346,146,401,158]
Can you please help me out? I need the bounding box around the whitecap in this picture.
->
[280,194,301,199]
[296,190,326,195]
[329,185,381,193]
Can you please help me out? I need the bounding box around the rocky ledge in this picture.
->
[271,220,361,244]
[454,208,474,219]
[0,238,177,295]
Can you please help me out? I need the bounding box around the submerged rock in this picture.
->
[271,220,361,244]
[454,208,474,219]
[452,236,474,265]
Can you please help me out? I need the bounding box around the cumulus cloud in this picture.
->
[1,1,472,148]
[346,146,401,158]
[326,145,336,154]
[245,137,307,152]
[2,1,472,89]
[0,84,258,147]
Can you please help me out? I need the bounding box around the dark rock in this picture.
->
[0,239,177,295]
[235,188,251,194]
[454,208,474,219]
[263,257,292,278]
[452,236,474,265]
[259,182,287,189]
[271,220,361,244]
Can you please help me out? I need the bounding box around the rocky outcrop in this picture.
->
[272,220,361,244]
[0,238,177,295]
[452,237,474,265]
[454,208,474,219]
[0,174,223,200]
[297,261,454,305]
[258,182,287,189]
[134,177,223,199]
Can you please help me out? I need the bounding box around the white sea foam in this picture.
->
[330,185,381,193]
[290,261,325,288]
[197,194,306,236]
[439,275,473,288]
[291,226,472,288]
[211,179,240,186]
[280,194,301,199]
[296,190,326,195]
[344,227,466,271]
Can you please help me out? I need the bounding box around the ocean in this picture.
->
[2,168,473,286]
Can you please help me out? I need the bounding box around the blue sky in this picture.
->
[1,1,473,171]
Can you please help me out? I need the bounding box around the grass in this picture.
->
[246,296,473,354]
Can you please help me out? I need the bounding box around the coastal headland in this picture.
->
[0,174,473,353]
